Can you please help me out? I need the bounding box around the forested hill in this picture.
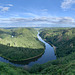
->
[40,28,75,57]
[0,28,75,75]
[0,28,45,61]
[30,28,75,75]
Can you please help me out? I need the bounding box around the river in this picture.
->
[0,32,56,67]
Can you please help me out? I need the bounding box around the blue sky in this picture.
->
[0,0,75,27]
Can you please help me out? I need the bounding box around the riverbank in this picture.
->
[0,49,45,62]
[42,38,56,54]
[52,45,56,55]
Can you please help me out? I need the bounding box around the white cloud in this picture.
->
[0,6,10,12]
[54,17,75,25]
[7,4,13,7]
[0,4,13,12]
[61,0,75,10]
[0,17,75,27]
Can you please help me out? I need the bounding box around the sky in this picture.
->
[0,0,75,27]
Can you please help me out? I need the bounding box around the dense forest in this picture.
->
[0,62,29,75]
[0,28,75,75]
[35,28,75,74]
[0,28,45,61]
[40,28,75,57]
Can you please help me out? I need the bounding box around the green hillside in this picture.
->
[0,28,75,75]
[40,28,75,57]
[30,52,75,75]
[31,28,75,75]
[0,62,29,75]
[0,28,45,61]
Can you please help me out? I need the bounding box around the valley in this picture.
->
[0,27,75,75]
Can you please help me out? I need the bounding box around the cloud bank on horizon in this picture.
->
[0,0,75,27]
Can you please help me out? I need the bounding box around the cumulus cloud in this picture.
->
[0,17,75,27]
[54,17,75,25]
[61,0,75,10]
[0,6,10,12]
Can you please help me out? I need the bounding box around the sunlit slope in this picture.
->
[0,28,45,61]
[0,28,44,49]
